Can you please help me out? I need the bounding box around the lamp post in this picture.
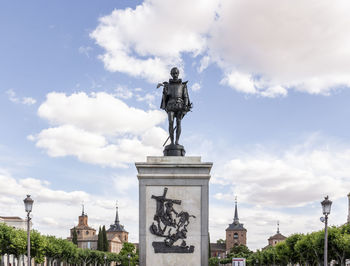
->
[321,195,332,266]
[104,254,107,266]
[23,195,33,266]
[127,254,131,266]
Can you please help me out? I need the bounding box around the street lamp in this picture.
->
[23,195,33,266]
[321,195,332,266]
[127,254,131,266]
[104,254,107,266]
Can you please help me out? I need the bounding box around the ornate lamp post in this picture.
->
[321,196,332,266]
[23,195,33,266]
[128,254,131,266]
[104,254,107,266]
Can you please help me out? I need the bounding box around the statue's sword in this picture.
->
[163,126,177,147]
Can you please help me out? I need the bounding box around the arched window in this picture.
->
[234,233,238,239]
[86,230,89,235]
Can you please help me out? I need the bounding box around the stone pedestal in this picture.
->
[135,156,212,266]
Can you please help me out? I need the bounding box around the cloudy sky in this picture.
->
[1,0,350,250]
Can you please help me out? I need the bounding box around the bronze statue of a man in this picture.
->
[158,67,192,154]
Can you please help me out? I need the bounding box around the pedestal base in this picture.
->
[163,144,186,156]
[136,156,212,266]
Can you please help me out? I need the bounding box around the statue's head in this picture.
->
[170,67,179,80]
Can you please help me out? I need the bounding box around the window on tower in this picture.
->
[234,233,238,239]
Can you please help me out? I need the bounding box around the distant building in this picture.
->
[68,206,97,249]
[210,242,226,258]
[106,205,129,253]
[266,222,286,247]
[225,198,247,251]
[68,204,128,253]
[0,216,31,230]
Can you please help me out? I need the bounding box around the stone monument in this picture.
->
[135,68,212,266]
[157,67,192,156]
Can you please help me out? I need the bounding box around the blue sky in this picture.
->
[1,0,350,250]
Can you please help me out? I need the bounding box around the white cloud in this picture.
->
[22,97,37,105]
[90,0,220,83]
[113,176,136,194]
[91,0,350,96]
[32,92,167,167]
[209,0,350,95]
[115,86,133,99]
[198,55,210,73]
[37,92,165,136]
[136,93,156,108]
[78,46,93,58]
[221,71,257,95]
[221,72,288,97]
[213,141,350,208]
[191,82,201,92]
[0,169,138,242]
[6,89,36,105]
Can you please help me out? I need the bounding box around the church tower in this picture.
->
[225,197,247,251]
[267,221,286,247]
[106,203,129,243]
[69,204,97,249]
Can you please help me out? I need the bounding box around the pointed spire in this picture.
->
[277,221,280,234]
[114,201,120,225]
[234,196,239,224]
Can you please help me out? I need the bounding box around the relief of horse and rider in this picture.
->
[149,187,196,253]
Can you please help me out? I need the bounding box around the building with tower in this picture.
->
[106,204,129,253]
[68,204,128,253]
[68,205,97,249]
[225,198,247,251]
[266,221,286,247]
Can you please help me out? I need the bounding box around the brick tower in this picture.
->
[225,197,247,252]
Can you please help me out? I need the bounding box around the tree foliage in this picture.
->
[72,227,78,246]
[0,223,138,265]
[102,225,109,252]
[97,226,102,251]
[210,223,350,266]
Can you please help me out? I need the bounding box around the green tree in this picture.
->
[118,242,138,266]
[97,226,102,251]
[209,257,220,266]
[77,248,93,266]
[274,242,289,266]
[328,225,350,265]
[295,233,319,265]
[30,230,46,263]
[229,244,252,258]
[44,235,63,265]
[0,224,26,261]
[216,239,226,244]
[283,233,303,264]
[102,225,109,252]
[72,227,78,246]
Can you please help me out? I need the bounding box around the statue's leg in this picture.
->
[168,112,174,144]
[175,115,182,145]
